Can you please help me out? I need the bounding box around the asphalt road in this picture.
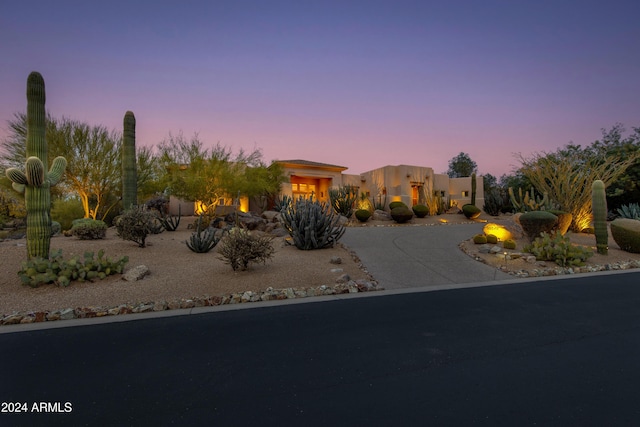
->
[2,271,640,426]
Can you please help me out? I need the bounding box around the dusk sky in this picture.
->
[2,0,639,178]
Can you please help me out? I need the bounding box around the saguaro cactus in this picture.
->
[122,111,137,210]
[471,173,477,206]
[5,72,67,259]
[591,179,608,255]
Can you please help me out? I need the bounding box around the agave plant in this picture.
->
[617,203,640,220]
[186,216,223,253]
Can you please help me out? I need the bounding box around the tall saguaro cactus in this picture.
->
[471,173,477,206]
[591,179,608,255]
[5,72,67,259]
[122,110,137,210]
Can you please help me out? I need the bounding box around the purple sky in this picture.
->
[2,0,639,178]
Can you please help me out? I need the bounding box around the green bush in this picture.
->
[611,218,640,253]
[71,218,107,240]
[51,198,85,231]
[483,189,503,216]
[519,211,558,241]
[389,201,408,210]
[473,234,487,244]
[18,249,128,287]
[503,239,517,250]
[218,227,274,271]
[114,206,156,248]
[462,204,481,219]
[486,234,498,244]
[524,232,593,267]
[355,209,372,222]
[390,206,413,223]
[548,210,572,235]
[412,204,429,218]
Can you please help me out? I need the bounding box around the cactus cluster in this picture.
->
[5,72,67,259]
[186,215,222,253]
[329,185,358,218]
[508,187,552,212]
[280,196,345,250]
[591,180,608,255]
[18,249,129,287]
[524,232,593,267]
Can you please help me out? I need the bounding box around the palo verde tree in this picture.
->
[5,72,67,259]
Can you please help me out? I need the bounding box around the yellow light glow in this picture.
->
[483,223,513,241]
[439,218,448,223]
[194,201,206,215]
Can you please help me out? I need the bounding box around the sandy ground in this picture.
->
[2,212,639,316]
[0,220,370,315]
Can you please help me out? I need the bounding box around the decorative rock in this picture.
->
[330,256,342,264]
[478,244,491,254]
[261,210,280,221]
[60,308,75,320]
[330,268,344,273]
[525,256,537,264]
[489,246,502,254]
[373,210,391,221]
[336,273,351,283]
[123,265,150,281]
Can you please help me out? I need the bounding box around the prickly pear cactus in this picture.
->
[122,111,137,210]
[5,72,67,259]
[591,180,608,255]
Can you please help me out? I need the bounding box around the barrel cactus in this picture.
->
[5,72,67,259]
[519,211,558,242]
[122,111,137,210]
[591,180,608,255]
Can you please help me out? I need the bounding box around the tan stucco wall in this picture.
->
[448,176,485,208]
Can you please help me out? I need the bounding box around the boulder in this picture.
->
[123,265,150,281]
[373,210,391,221]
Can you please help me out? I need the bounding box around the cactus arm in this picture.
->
[25,156,45,186]
[6,168,28,185]
[49,156,67,185]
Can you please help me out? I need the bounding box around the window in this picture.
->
[461,191,469,198]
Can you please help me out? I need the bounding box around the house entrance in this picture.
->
[290,176,331,202]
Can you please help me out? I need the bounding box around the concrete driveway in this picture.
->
[341,223,512,289]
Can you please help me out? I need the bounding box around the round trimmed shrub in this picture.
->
[519,211,558,241]
[462,204,481,219]
[389,201,408,211]
[355,209,372,223]
[611,218,640,253]
[390,206,413,223]
[503,239,516,250]
[486,234,498,244]
[71,218,107,240]
[548,210,572,235]
[412,204,429,218]
[473,234,487,244]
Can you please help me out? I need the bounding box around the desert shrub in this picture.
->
[51,197,85,231]
[51,221,61,236]
[389,201,408,210]
[519,211,558,241]
[145,195,169,213]
[355,209,372,222]
[186,216,222,253]
[279,196,345,250]
[462,204,481,219]
[486,234,498,244]
[71,218,107,240]
[390,206,413,223]
[18,249,128,287]
[610,218,640,253]
[616,203,640,220]
[473,234,487,244]
[114,206,157,248]
[503,239,517,250]
[524,232,593,267]
[483,189,503,216]
[329,185,358,218]
[218,227,274,271]
[412,204,429,218]
[548,210,572,235]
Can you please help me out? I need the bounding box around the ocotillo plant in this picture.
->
[122,111,137,210]
[471,173,477,206]
[591,179,608,255]
[5,72,67,259]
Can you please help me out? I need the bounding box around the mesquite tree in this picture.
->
[5,72,67,259]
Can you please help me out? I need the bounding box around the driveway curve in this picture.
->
[341,223,512,289]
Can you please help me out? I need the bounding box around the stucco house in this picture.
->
[169,159,484,215]
[277,159,484,211]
